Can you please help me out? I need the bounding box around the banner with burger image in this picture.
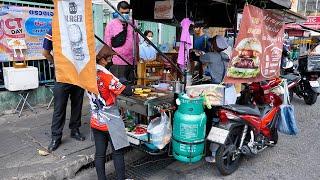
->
[224,5,285,83]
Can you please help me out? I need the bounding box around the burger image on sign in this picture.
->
[227,37,262,78]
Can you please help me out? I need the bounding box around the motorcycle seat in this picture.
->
[281,74,300,83]
[224,104,261,117]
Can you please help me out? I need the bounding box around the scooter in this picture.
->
[281,55,320,105]
[280,57,301,102]
[293,55,320,105]
[207,78,283,175]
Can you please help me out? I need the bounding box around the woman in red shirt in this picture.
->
[88,48,129,180]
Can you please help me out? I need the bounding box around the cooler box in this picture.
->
[3,66,39,91]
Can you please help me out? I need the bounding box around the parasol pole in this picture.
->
[103,0,183,77]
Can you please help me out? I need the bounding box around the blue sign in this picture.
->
[25,18,52,36]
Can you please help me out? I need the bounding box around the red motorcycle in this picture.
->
[207,78,283,175]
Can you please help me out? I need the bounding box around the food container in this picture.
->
[186,84,225,106]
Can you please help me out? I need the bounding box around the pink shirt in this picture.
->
[104,19,136,65]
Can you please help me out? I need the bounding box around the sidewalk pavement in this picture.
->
[0,99,144,180]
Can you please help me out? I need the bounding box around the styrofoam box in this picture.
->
[3,66,39,91]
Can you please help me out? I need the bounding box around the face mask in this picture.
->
[120,13,130,21]
[112,12,130,21]
[147,37,153,41]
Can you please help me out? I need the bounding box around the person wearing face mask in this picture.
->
[104,1,137,85]
[139,30,157,61]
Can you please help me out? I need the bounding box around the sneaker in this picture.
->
[205,156,216,163]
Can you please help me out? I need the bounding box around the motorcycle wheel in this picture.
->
[215,128,242,175]
[304,90,318,105]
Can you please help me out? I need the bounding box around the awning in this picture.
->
[131,0,293,28]
[286,16,320,32]
[269,0,291,9]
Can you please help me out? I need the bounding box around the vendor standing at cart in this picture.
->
[87,44,130,180]
[190,24,209,77]
[193,24,210,54]
[199,35,237,163]
[104,1,137,84]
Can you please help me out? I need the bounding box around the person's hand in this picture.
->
[192,49,205,56]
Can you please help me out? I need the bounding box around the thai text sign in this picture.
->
[0,5,53,61]
[224,5,285,83]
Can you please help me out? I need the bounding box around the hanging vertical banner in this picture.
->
[0,5,53,61]
[224,5,285,83]
[52,0,98,94]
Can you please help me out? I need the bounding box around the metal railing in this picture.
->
[1,0,54,8]
[0,0,55,90]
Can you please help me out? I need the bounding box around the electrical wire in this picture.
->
[225,0,233,26]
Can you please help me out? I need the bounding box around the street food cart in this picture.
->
[104,0,304,156]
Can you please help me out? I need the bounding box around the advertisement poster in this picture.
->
[0,5,53,61]
[52,0,98,94]
[224,5,285,83]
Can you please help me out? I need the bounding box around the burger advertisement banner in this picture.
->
[224,5,285,83]
[52,0,98,94]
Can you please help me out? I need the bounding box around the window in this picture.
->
[297,0,320,16]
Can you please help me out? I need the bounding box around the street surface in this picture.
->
[75,95,320,180]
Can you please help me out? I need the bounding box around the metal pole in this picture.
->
[316,0,319,16]
[103,0,183,76]
[233,3,238,46]
[317,0,319,30]
[304,0,308,16]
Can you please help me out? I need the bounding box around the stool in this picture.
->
[15,90,36,117]
[45,83,55,109]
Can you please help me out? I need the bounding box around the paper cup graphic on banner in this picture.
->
[262,44,282,78]
[58,0,89,73]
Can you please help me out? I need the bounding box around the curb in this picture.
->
[8,148,145,180]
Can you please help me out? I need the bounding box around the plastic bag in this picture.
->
[277,79,299,135]
[277,105,298,135]
[147,112,172,149]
